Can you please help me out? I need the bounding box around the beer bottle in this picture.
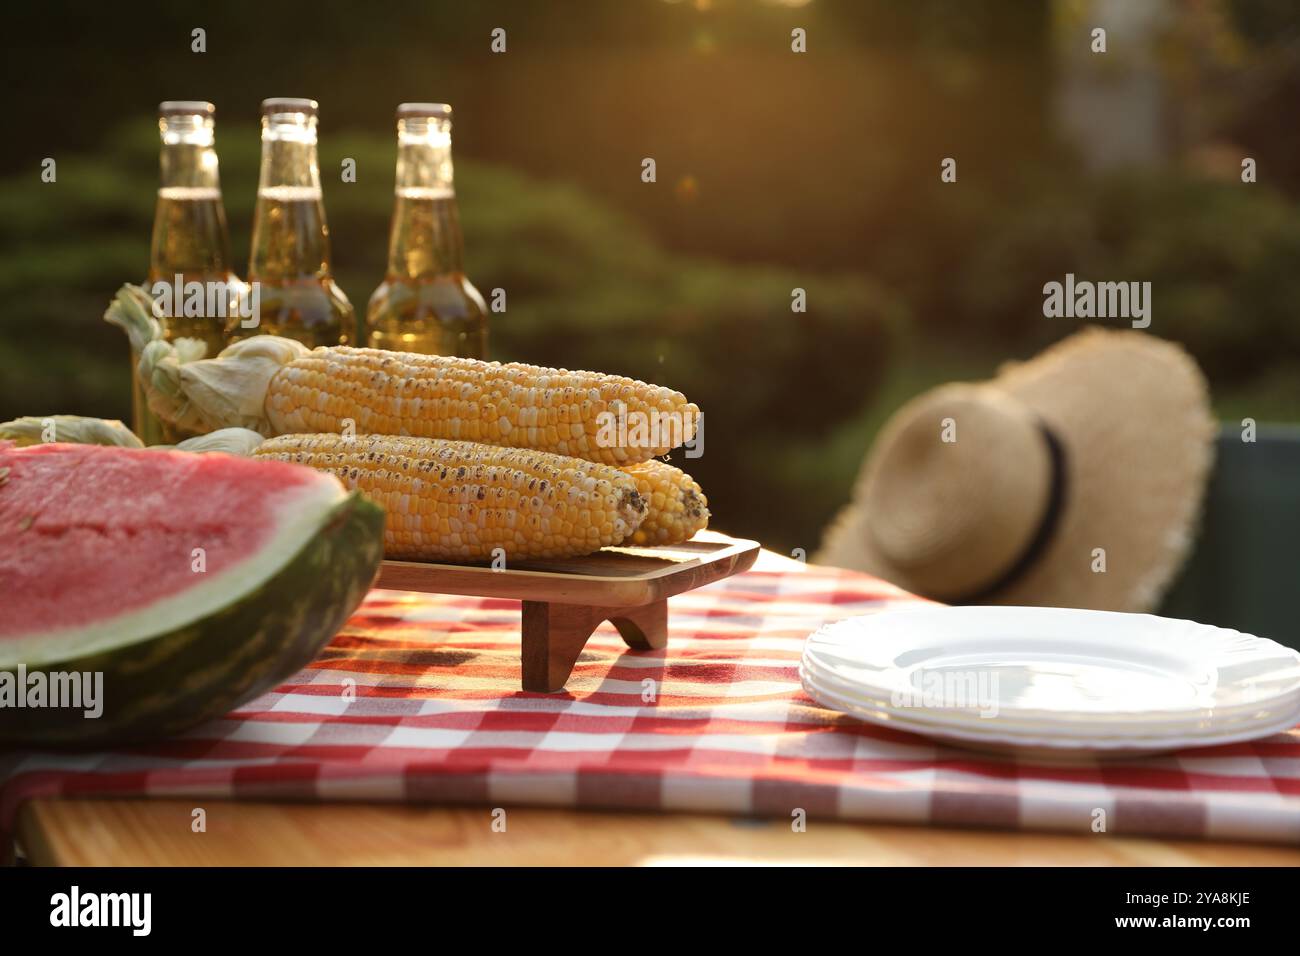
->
[245,98,353,347]
[138,101,241,443]
[365,103,487,357]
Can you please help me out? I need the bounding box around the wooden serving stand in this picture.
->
[375,531,760,692]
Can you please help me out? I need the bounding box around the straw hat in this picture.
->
[816,328,1216,612]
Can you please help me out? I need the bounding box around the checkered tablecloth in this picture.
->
[4,551,1299,852]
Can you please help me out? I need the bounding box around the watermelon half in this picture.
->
[0,442,385,747]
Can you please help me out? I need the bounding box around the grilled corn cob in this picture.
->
[252,433,647,562]
[106,285,699,464]
[264,347,697,465]
[620,459,710,546]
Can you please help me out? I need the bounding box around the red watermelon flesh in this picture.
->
[1,442,351,666]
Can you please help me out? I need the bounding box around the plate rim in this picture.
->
[803,605,1300,722]
[799,658,1300,737]
[799,666,1300,752]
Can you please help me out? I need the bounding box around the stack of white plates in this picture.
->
[799,606,1300,757]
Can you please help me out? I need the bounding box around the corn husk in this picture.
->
[167,427,267,456]
[101,284,163,355]
[0,415,144,448]
[0,415,265,457]
[104,284,211,433]
[103,283,307,436]
[177,336,310,435]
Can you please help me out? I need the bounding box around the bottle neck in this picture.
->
[386,119,464,279]
[249,116,331,281]
[150,120,232,279]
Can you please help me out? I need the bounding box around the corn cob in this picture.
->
[252,433,647,562]
[106,285,699,465]
[264,347,698,465]
[619,459,710,546]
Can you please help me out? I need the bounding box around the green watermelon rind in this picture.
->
[0,490,385,748]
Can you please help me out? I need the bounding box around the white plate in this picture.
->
[800,653,1300,739]
[803,606,1300,723]
[799,666,1300,758]
[798,606,1300,757]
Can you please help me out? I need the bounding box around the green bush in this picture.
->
[952,168,1300,384]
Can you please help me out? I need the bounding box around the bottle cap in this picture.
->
[397,103,452,120]
[261,98,319,116]
[159,101,216,117]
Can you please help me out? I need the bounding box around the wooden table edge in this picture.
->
[15,798,1300,867]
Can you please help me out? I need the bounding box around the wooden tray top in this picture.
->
[375,531,760,608]
[372,532,761,692]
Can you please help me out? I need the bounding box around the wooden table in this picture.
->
[17,800,1300,866]
[15,549,1299,866]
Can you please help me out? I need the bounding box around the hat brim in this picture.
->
[817,328,1217,612]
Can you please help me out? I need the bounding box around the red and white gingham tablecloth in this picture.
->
[4,551,1299,850]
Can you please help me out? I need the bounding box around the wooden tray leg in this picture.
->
[609,599,668,651]
[521,601,603,693]
[520,599,669,693]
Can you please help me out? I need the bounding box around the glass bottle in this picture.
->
[365,103,487,357]
[138,101,241,443]
[244,98,353,347]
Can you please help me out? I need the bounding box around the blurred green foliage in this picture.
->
[949,167,1300,387]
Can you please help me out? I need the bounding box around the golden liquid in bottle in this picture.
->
[366,187,487,357]
[244,185,353,347]
[144,187,243,443]
[149,186,243,356]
